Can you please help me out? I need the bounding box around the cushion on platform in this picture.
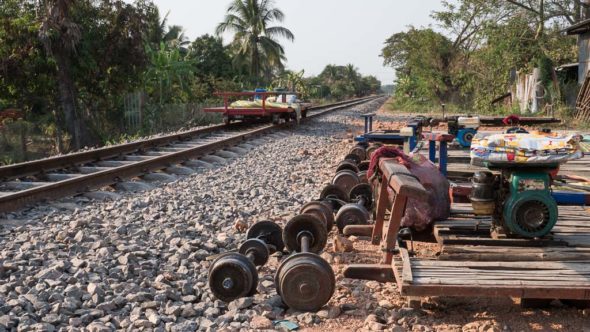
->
[470,131,582,166]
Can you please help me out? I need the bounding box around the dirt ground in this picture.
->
[306,235,589,332]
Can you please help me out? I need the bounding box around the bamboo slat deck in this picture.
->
[393,258,590,300]
[391,204,590,301]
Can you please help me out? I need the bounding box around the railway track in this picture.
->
[0,96,383,214]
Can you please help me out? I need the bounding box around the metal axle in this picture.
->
[245,251,256,263]
[300,234,311,253]
[357,196,366,207]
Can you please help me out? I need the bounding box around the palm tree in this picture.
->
[344,63,361,96]
[320,65,341,84]
[148,9,190,51]
[344,64,359,82]
[216,0,294,84]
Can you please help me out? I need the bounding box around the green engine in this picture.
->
[496,170,558,238]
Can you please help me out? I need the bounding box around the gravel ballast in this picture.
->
[0,99,384,331]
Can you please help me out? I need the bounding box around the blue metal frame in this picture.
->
[551,191,590,206]
[355,114,418,151]
[356,113,449,176]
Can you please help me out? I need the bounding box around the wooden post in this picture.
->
[381,194,408,264]
[371,181,390,245]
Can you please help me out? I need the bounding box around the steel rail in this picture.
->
[0,96,383,213]
[0,97,373,180]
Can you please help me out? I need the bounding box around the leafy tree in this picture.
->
[505,0,588,26]
[73,0,152,138]
[38,0,85,148]
[361,76,382,95]
[143,43,194,106]
[1,0,154,149]
[188,34,233,79]
[315,64,379,99]
[382,28,456,104]
[0,0,55,113]
[382,0,577,112]
[216,0,294,85]
[432,0,512,51]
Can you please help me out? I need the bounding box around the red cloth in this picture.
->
[368,146,451,231]
[502,115,521,125]
[367,146,410,179]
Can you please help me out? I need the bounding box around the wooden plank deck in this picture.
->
[391,204,590,301]
[394,258,590,300]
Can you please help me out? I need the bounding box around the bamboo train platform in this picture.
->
[388,152,590,304]
[389,203,590,303]
[344,131,590,306]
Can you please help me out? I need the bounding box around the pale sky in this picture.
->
[146,0,447,84]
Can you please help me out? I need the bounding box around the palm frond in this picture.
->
[263,7,285,23]
[265,26,294,41]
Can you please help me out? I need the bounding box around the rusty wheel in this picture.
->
[349,183,373,210]
[336,160,360,173]
[344,153,362,165]
[349,145,367,161]
[238,238,270,266]
[335,204,370,233]
[208,252,258,302]
[332,170,361,194]
[275,252,335,312]
[320,184,349,212]
[358,161,370,172]
[246,220,284,253]
[283,214,328,254]
[300,201,335,231]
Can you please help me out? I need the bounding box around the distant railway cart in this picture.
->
[203,91,312,125]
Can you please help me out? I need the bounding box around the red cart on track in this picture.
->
[203,91,312,125]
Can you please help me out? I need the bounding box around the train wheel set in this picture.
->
[208,143,376,312]
[208,216,334,312]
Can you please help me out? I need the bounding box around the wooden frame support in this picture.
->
[381,195,408,264]
[371,159,428,264]
[343,158,427,283]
